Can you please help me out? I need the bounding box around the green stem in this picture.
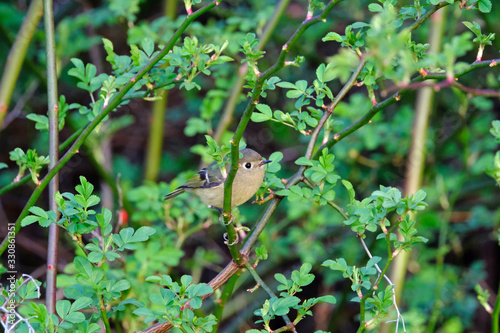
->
[144,0,177,181]
[44,0,60,314]
[0,22,46,89]
[245,262,276,298]
[0,1,218,257]
[0,0,43,128]
[406,1,449,33]
[144,90,167,181]
[493,277,500,333]
[98,294,112,333]
[213,270,242,332]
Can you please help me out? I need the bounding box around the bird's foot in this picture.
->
[219,212,235,226]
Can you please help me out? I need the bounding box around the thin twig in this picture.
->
[359,237,406,333]
[44,0,60,315]
[245,262,297,333]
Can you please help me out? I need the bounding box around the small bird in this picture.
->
[164,148,271,209]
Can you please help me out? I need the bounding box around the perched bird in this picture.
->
[164,148,271,209]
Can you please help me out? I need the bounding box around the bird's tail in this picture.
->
[164,188,185,200]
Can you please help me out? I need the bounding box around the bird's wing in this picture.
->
[181,163,224,189]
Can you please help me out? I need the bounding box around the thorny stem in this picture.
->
[44,0,60,314]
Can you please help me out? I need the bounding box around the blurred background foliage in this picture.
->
[0,0,499,332]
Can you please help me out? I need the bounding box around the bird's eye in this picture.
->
[244,162,252,169]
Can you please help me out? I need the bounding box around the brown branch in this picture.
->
[381,58,500,96]
[451,81,500,97]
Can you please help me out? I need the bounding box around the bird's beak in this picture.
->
[259,159,272,167]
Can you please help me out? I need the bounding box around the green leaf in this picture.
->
[71,297,92,312]
[252,104,273,122]
[490,120,500,140]
[129,226,156,242]
[65,311,85,323]
[274,273,288,286]
[256,245,268,260]
[112,279,131,292]
[74,256,93,278]
[368,3,383,12]
[478,0,492,13]
[322,32,343,42]
[133,307,155,317]
[190,296,202,309]
[21,215,40,226]
[276,82,297,89]
[181,275,193,288]
[29,206,48,219]
[295,157,313,166]
[56,300,71,319]
[316,295,337,304]
[366,256,382,270]
[87,251,103,263]
[26,114,49,131]
[462,21,481,36]
[141,38,155,57]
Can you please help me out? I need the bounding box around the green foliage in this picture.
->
[16,177,157,331]
[9,148,50,185]
[252,264,336,332]
[26,95,69,131]
[321,185,428,327]
[463,21,495,46]
[475,284,493,313]
[240,33,267,92]
[276,149,339,205]
[135,275,216,331]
